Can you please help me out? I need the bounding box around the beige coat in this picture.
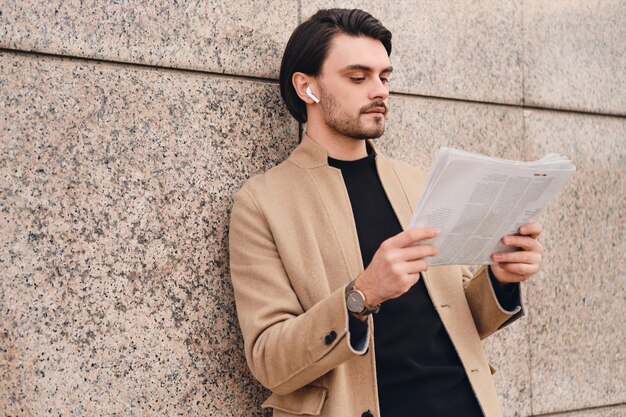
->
[229,134,523,417]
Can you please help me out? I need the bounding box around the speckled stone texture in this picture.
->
[2,2,625,416]
[0,0,298,78]
[0,51,297,416]
[524,110,626,414]
[523,1,626,115]
[302,1,524,104]
[379,95,531,416]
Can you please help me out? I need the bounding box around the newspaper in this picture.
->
[409,148,576,266]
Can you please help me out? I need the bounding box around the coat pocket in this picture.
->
[262,385,328,415]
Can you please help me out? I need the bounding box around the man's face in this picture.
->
[316,33,392,140]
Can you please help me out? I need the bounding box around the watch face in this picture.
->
[347,291,365,312]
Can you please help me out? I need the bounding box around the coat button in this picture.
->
[362,411,374,417]
[324,330,337,345]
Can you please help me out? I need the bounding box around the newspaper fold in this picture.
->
[409,148,576,266]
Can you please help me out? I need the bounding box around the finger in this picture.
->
[495,262,540,277]
[398,244,438,261]
[385,228,437,249]
[501,235,542,252]
[395,272,423,294]
[492,251,541,265]
[406,272,422,282]
[400,259,430,275]
[519,223,543,239]
[489,264,521,283]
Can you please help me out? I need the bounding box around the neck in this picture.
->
[305,118,368,161]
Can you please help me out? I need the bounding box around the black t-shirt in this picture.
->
[328,146,485,417]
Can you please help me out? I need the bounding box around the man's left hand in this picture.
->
[490,223,543,284]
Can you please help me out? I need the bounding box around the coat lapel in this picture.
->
[288,134,364,288]
[374,151,438,292]
[375,154,414,231]
[310,166,364,286]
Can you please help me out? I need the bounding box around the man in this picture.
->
[229,9,543,417]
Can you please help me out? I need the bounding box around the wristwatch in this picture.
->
[345,279,380,316]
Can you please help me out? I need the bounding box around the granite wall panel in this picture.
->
[379,94,531,417]
[380,94,525,165]
[523,1,626,115]
[0,51,298,416]
[2,2,624,416]
[301,1,524,105]
[524,110,626,414]
[0,0,298,78]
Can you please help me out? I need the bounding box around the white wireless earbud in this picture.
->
[306,86,320,103]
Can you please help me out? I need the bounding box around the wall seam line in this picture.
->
[531,402,626,416]
[2,48,624,119]
[0,48,280,85]
[520,3,534,416]
[297,0,302,143]
[521,0,527,107]
[297,0,302,23]
[390,91,626,119]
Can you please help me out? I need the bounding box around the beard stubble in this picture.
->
[318,85,387,140]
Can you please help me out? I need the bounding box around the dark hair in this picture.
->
[279,9,392,123]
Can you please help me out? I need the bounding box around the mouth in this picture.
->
[361,102,388,116]
[364,108,386,114]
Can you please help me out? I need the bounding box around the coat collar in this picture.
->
[287,131,414,239]
[288,132,379,169]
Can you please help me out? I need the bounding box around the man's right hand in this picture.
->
[354,228,438,307]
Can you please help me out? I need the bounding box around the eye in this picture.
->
[350,77,365,82]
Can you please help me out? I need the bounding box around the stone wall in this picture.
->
[1,1,624,416]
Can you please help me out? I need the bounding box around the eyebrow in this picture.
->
[342,64,394,73]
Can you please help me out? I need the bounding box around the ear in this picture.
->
[292,72,318,104]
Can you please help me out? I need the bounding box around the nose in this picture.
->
[369,77,389,101]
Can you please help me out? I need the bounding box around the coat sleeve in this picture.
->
[228,188,368,395]
[462,265,524,339]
